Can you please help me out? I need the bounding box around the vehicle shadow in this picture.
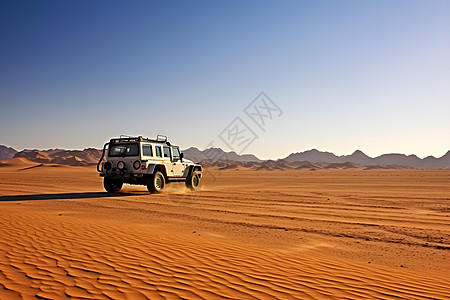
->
[0,191,149,202]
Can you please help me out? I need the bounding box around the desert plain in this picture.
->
[0,158,449,299]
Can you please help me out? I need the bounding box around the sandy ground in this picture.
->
[0,160,449,299]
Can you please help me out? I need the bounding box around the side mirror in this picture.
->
[180,153,184,161]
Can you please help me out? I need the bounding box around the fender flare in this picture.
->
[146,164,156,175]
[147,164,167,177]
[185,165,203,178]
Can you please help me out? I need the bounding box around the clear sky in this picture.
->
[0,0,449,159]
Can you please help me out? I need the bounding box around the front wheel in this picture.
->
[186,172,200,190]
[147,171,165,193]
[104,178,123,193]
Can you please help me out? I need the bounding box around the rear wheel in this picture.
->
[147,171,165,193]
[186,172,200,190]
[104,178,123,193]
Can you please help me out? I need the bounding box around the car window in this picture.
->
[142,145,153,157]
[109,143,139,157]
[155,146,162,157]
[172,147,180,159]
[163,146,170,158]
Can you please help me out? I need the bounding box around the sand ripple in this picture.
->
[1,208,449,299]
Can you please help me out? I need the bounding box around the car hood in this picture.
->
[183,158,195,165]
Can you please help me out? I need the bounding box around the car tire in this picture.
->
[104,177,123,193]
[148,171,165,193]
[186,172,200,190]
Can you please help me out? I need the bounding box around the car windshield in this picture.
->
[108,143,139,157]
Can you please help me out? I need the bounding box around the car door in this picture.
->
[171,147,185,177]
[162,146,174,177]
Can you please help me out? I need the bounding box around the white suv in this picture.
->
[97,135,202,193]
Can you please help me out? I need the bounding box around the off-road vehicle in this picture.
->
[97,135,202,193]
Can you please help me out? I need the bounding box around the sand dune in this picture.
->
[0,166,449,299]
[0,157,40,168]
[0,157,74,171]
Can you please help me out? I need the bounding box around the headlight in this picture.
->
[133,160,141,170]
[104,162,112,170]
[117,161,125,170]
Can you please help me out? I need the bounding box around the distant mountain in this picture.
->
[439,150,450,165]
[284,149,450,169]
[373,153,423,168]
[182,147,261,163]
[14,148,102,166]
[342,150,373,165]
[284,149,341,163]
[0,145,17,160]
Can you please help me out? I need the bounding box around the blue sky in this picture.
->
[0,0,449,159]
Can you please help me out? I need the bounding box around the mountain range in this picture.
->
[183,147,450,169]
[283,149,450,169]
[0,145,17,160]
[0,145,449,169]
[182,147,261,163]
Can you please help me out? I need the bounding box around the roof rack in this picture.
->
[109,135,171,145]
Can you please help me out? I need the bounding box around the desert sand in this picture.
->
[0,158,449,299]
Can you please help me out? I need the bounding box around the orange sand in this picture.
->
[0,159,449,299]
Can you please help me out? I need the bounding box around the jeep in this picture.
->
[97,135,202,193]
